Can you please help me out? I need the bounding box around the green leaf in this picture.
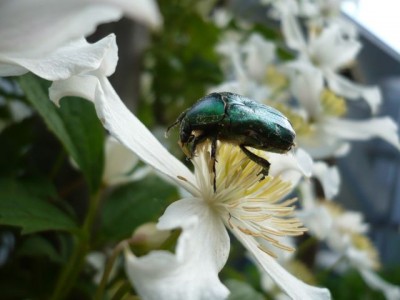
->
[141,0,223,128]
[18,74,104,192]
[0,178,78,234]
[98,175,178,243]
[17,235,65,263]
[0,117,35,176]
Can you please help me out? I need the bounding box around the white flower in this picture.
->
[298,182,400,300]
[55,72,331,299]
[102,136,151,186]
[122,141,330,300]
[281,13,381,113]
[0,0,162,79]
[209,33,273,102]
[283,63,400,159]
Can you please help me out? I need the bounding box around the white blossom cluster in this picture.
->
[1,0,399,300]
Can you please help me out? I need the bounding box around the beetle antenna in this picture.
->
[165,120,180,138]
[165,109,190,138]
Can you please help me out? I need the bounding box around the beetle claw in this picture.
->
[257,168,269,181]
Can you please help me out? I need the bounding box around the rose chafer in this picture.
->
[167,92,296,191]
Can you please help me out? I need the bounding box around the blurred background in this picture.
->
[1,0,400,299]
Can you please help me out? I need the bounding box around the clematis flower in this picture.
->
[298,182,400,300]
[209,33,274,102]
[122,141,330,300]
[51,67,330,298]
[280,63,400,159]
[280,10,381,113]
[0,0,162,81]
[265,0,356,28]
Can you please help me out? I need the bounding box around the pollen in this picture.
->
[191,141,307,257]
[265,66,289,92]
[351,233,381,270]
[320,89,347,117]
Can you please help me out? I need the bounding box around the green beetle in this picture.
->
[167,92,296,191]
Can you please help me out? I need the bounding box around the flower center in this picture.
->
[191,141,307,257]
[320,89,347,117]
[324,201,380,270]
[351,234,380,270]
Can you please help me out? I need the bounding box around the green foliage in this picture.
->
[321,270,387,300]
[0,117,35,176]
[0,178,78,234]
[139,0,223,127]
[17,235,66,263]
[18,74,105,193]
[98,175,178,244]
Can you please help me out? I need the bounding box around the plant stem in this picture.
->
[93,240,127,300]
[50,189,102,300]
[111,281,136,300]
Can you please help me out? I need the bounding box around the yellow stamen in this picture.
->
[192,141,307,258]
[321,89,347,117]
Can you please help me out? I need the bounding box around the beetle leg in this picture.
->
[189,133,208,157]
[239,145,270,180]
[210,135,218,193]
[186,133,218,192]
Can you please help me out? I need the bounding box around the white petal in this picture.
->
[0,61,27,77]
[280,11,307,52]
[233,228,331,300]
[359,269,400,300]
[0,0,119,54]
[325,71,381,114]
[0,0,161,55]
[344,246,372,269]
[299,129,351,159]
[312,162,341,199]
[5,35,117,81]
[127,0,163,30]
[157,198,230,271]
[92,77,197,193]
[325,117,400,151]
[310,25,361,71]
[102,136,140,186]
[269,148,313,186]
[297,181,333,239]
[243,33,276,82]
[315,250,348,273]
[125,198,230,300]
[298,205,333,240]
[50,75,99,106]
[285,63,323,119]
